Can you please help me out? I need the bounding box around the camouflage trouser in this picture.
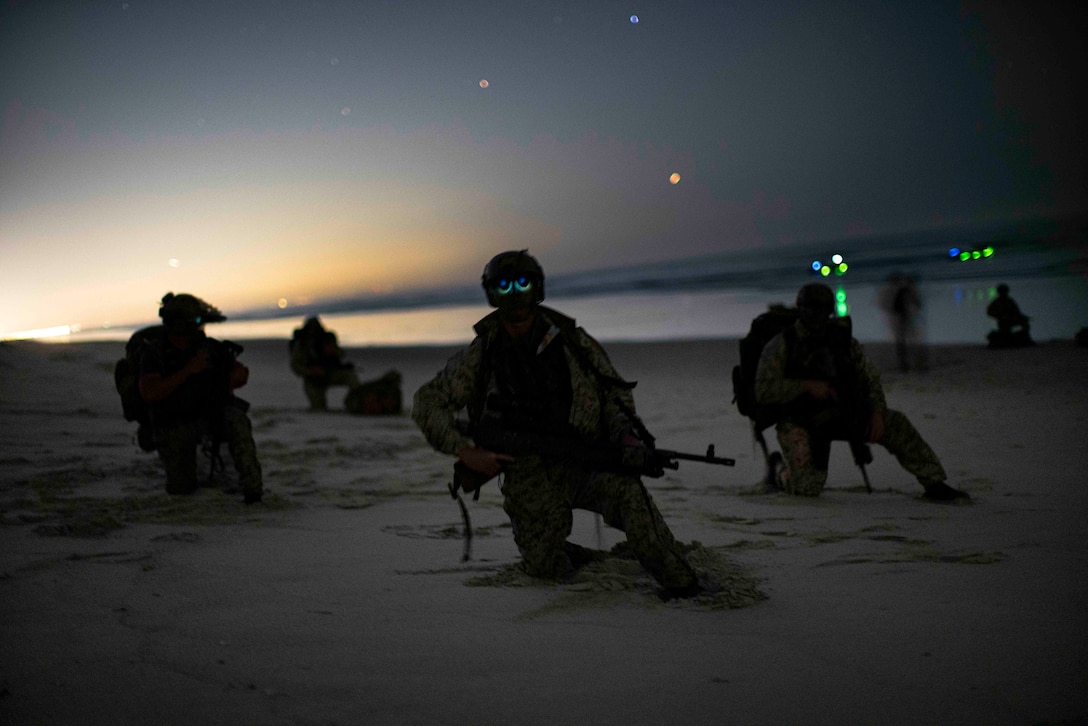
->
[303,368,361,410]
[499,455,697,591]
[154,405,263,498]
[775,408,947,496]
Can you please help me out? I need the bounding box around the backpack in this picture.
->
[113,325,168,451]
[732,309,872,486]
[732,305,860,428]
[731,305,799,431]
[344,370,404,415]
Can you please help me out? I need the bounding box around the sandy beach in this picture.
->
[1,335,1086,725]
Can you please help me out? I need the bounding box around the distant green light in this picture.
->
[836,263,848,275]
[972,250,981,259]
[959,252,970,261]
[820,265,831,276]
[983,246,994,257]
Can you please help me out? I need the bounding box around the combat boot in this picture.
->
[763,452,786,492]
[922,481,970,502]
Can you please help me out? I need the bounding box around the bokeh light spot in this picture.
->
[630,15,639,24]
[479,79,489,89]
[669,172,681,184]
[836,286,849,316]
[341,107,351,116]
[168,258,180,268]
[277,298,288,309]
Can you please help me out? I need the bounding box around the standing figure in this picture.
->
[412,250,707,598]
[137,293,263,503]
[755,283,968,502]
[289,317,361,410]
[878,273,927,372]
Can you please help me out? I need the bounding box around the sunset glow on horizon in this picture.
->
[2,2,1084,341]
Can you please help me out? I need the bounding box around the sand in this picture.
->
[1,336,1086,725]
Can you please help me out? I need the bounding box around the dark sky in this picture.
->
[1,0,1085,336]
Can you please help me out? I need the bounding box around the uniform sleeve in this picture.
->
[289,339,308,376]
[574,328,638,441]
[852,341,887,412]
[411,340,484,456]
[754,333,806,405]
[137,341,165,379]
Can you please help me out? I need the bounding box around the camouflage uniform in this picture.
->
[290,320,361,410]
[154,405,263,497]
[140,334,263,499]
[412,306,697,590]
[754,320,946,496]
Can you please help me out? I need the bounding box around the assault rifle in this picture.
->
[444,419,735,562]
[451,419,735,498]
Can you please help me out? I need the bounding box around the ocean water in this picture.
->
[65,218,1088,347]
[207,220,1088,346]
[200,275,1085,347]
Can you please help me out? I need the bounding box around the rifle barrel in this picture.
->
[658,449,736,467]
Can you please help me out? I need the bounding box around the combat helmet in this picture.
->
[481,250,545,308]
[796,283,835,313]
[158,292,226,332]
[795,283,836,332]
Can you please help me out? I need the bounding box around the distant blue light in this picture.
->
[811,260,821,271]
[949,247,960,257]
[630,15,639,24]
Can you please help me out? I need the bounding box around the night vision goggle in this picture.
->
[490,276,534,295]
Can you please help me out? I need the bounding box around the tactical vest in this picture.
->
[140,334,238,426]
[470,307,638,441]
[781,319,869,434]
[484,315,574,432]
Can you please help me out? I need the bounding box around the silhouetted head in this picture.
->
[796,283,835,333]
[158,292,226,336]
[481,250,545,322]
[997,283,1010,296]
